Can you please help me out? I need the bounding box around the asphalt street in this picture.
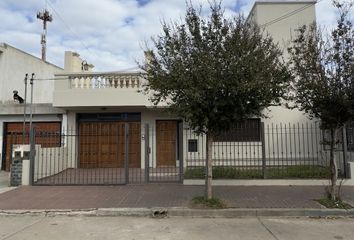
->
[0,216,353,240]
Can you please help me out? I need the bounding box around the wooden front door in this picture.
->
[156,121,177,166]
[3,122,61,171]
[79,122,141,168]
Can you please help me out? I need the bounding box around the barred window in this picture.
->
[188,139,198,152]
[214,119,261,142]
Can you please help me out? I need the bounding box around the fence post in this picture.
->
[178,121,184,183]
[342,125,348,178]
[261,122,266,179]
[124,123,129,184]
[144,124,150,182]
[29,125,35,185]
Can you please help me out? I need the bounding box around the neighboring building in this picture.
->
[0,44,96,172]
[0,43,66,171]
[247,0,317,124]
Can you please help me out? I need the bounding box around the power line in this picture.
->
[46,0,98,59]
[260,0,322,28]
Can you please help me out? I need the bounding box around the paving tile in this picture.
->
[0,185,354,210]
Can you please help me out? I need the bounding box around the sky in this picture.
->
[0,0,352,71]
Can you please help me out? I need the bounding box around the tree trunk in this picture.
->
[205,133,213,199]
[329,128,338,201]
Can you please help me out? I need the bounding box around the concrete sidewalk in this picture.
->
[0,171,16,194]
[0,171,9,188]
[1,215,354,240]
[1,185,354,211]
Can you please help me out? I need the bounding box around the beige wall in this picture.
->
[0,43,63,104]
[64,51,94,72]
[248,1,316,124]
[53,86,152,107]
[251,1,316,54]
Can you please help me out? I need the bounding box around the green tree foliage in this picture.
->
[141,1,291,198]
[288,1,354,201]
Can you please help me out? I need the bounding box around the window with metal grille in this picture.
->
[214,119,261,142]
[188,139,198,152]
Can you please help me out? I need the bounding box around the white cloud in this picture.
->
[0,0,351,72]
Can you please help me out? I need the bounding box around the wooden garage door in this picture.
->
[3,122,61,171]
[156,121,177,166]
[79,122,141,168]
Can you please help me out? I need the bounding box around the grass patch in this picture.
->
[315,198,352,209]
[184,166,330,179]
[190,196,227,209]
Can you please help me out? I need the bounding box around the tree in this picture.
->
[288,1,354,201]
[141,1,291,199]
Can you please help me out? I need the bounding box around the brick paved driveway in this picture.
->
[0,185,354,210]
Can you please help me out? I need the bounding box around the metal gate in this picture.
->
[31,122,183,185]
[32,122,146,185]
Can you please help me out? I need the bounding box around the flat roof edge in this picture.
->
[247,0,317,22]
[255,0,316,3]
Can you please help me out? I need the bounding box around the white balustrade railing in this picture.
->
[64,73,143,89]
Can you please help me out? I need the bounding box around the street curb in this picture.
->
[0,209,98,216]
[1,208,354,218]
[168,208,354,218]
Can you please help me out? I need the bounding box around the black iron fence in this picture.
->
[6,120,353,185]
[184,121,353,180]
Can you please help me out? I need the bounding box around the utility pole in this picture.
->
[37,8,52,61]
[29,73,35,186]
[22,73,28,144]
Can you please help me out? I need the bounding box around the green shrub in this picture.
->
[315,198,352,209]
[190,196,226,209]
[184,165,330,179]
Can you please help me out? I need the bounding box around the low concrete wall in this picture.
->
[184,162,354,186]
[21,159,30,185]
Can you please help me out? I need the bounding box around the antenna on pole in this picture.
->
[37,6,52,61]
